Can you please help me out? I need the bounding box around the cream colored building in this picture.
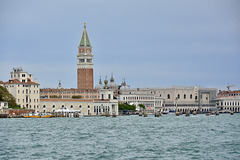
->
[40,89,118,115]
[217,96,240,112]
[0,68,40,111]
[40,88,99,99]
[10,67,35,83]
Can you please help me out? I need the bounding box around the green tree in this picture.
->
[118,103,136,111]
[138,104,146,110]
[72,95,82,99]
[50,95,59,98]
[0,86,18,108]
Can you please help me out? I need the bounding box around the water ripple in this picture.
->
[0,114,240,159]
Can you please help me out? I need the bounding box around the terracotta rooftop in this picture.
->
[40,88,98,92]
[40,98,110,102]
[218,90,240,94]
[0,79,39,85]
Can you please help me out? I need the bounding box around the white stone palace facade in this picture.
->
[119,86,217,113]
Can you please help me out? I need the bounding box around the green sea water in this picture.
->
[0,114,240,160]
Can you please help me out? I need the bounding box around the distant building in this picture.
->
[95,74,119,97]
[0,101,8,109]
[120,86,217,113]
[217,89,240,98]
[217,89,240,112]
[10,67,35,83]
[40,88,118,116]
[39,23,119,115]
[40,88,99,99]
[77,22,94,90]
[0,101,8,114]
[119,93,162,112]
[0,68,40,111]
[119,79,130,93]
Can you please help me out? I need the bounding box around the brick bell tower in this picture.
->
[77,22,94,90]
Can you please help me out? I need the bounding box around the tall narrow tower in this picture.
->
[77,22,94,90]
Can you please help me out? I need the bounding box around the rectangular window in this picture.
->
[79,59,85,63]
[87,59,92,63]
[22,80,25,82]
[184,94,186,99]
[22,74,25,77]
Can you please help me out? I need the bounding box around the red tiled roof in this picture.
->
[40,88,99,92]
[40,98,94,102]
[40,98,110,102]
[94,99,110,102]
[0,79,39,85]
[218,90,240,94]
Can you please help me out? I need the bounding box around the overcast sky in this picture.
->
[0,0,239,90]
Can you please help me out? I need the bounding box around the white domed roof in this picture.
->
[120,78,130,90]
[108,73,117,88]
[120,85,130,90]
[95,84,104,89]
[95,77,104,89]
[109,81,117,87]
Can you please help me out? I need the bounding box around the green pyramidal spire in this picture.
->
[79,22,91,47]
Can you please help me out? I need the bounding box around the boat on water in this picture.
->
[24,113,41,118]
[24,113,53,118]
[169,109,176,114]
[40,113,53,118]
[162,111,169,114]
